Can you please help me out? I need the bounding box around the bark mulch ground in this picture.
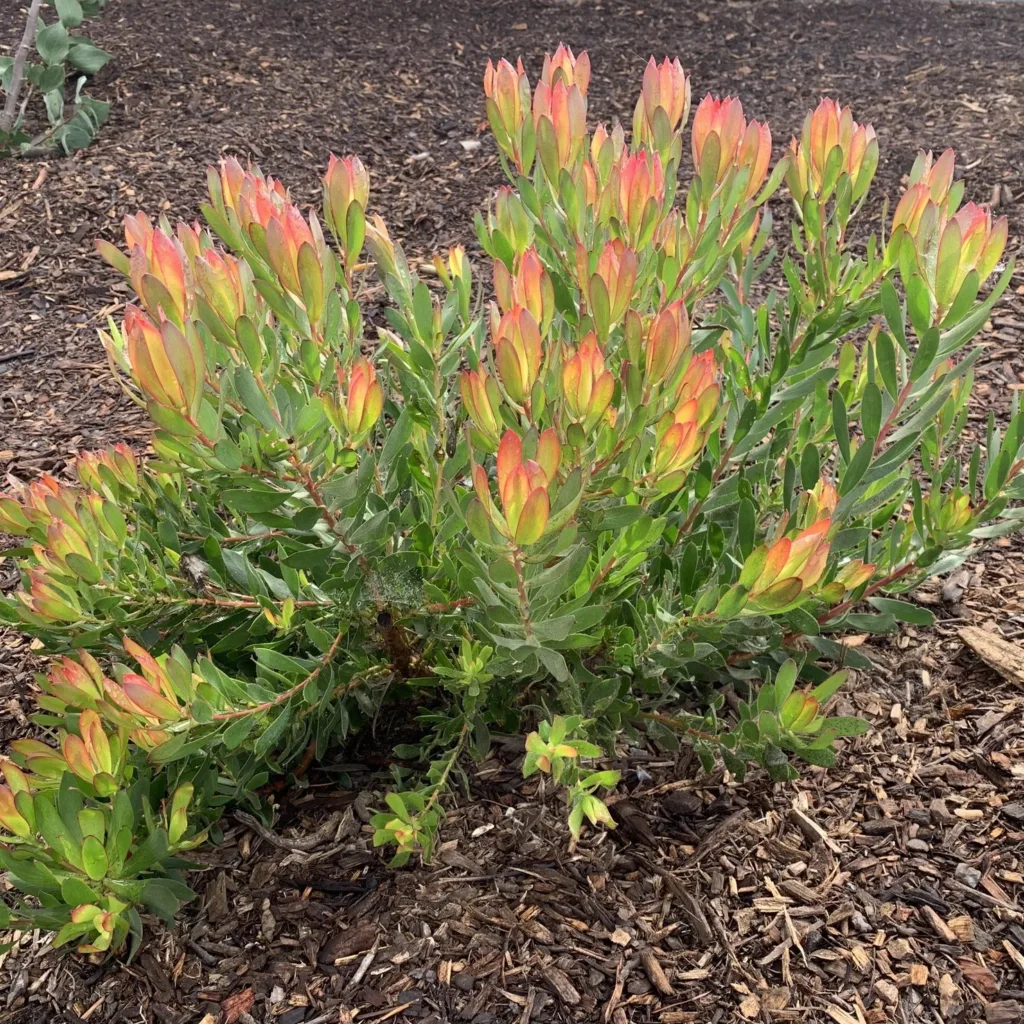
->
[2,1,1024,1021]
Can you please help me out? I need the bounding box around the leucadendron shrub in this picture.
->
[1,46,1020,951]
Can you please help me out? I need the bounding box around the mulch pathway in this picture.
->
[2,0,1024,1021]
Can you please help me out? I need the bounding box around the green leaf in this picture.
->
[214,437,244,471]
[141,879,183,924]
[253,704,294,756]
[34,63,66,93]
[122,829,169,877]
[378,408,412,483]
[535,646,568,682]
[843,611,897,633]
[55,0,84,26]
[232,367,280,433]
[860,383,881,448]
[810,670,848,705]
[774,660,798,707]
[839,441,872,497]
[832,390,850,465]
[880,280,906,351]
[81,835,109,881]
[905,274,931,339]
[909,327,940,383]
[190,698,213,724]
[61,876,99,906]
[67,39,112,74]
[36,22,70,65]
[866,596,934,625]
[874,332,900,400]
[222,716,254,750]
[799,443,819,491]
[222,488,289,514]
[826,716,870,737]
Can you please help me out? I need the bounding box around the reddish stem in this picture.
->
[422,598,476,614]
[872,379,913,457]
[212,630,348,721]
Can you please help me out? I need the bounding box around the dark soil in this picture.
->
[2,0,1024,1021]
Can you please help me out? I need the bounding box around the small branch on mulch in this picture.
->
[234,809,344,851]
[0,348,36,365]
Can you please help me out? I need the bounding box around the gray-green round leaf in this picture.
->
[55,0,85,27]
[36,22,70,65]
[67,40,112,74]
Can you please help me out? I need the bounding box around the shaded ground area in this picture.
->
[1,0,1024,1021]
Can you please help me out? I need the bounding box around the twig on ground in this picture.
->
[234,810,344,851]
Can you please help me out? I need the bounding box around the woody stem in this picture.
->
[511,547,533,640]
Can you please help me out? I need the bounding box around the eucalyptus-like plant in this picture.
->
[1,46,1019,949]
[0,0,111,156]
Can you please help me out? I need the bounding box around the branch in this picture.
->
[814,561,916,627]
[725,561,919,666]
[672,441,735,551]
[872,379,913,457]
[212,629,347,720]
[234,809,343,851]
[149,593,324,610]
[1,0,45,135]
[180,530,288,544]
[511,548,533,640]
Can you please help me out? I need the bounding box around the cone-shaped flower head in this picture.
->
[651,351,718,486]
[484,58,534,174]
[323,154,369,243]
[122,305,204,421]
[493,247,555,336]
[194,247,252,332]
[893,193,1007,314]
[474,429,560,546]
[562,333,615,431]
[491,186,534,257]
[632,57,691,162]
[533,75,587,181]
[335,357,383,444]
[673,349,719,426]
[691,95,772,199]
[116,215,189,325]
[786,99,878,202]
[907,148,957,207]
[541,44,591,94]
[797,477,838,527]
[616,150,665,246]
[72,444,138,496]
[645,299,691,387]
[579,239,638,332]
[493,305,544,406]
[460,368,504,451]
[744,518,832,609]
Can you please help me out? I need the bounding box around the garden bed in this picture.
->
[1,0,1024,1021]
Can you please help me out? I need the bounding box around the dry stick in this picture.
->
[0,0,45,135]
[234,809,343,851]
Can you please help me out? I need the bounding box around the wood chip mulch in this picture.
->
[1,0,1024,1021]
